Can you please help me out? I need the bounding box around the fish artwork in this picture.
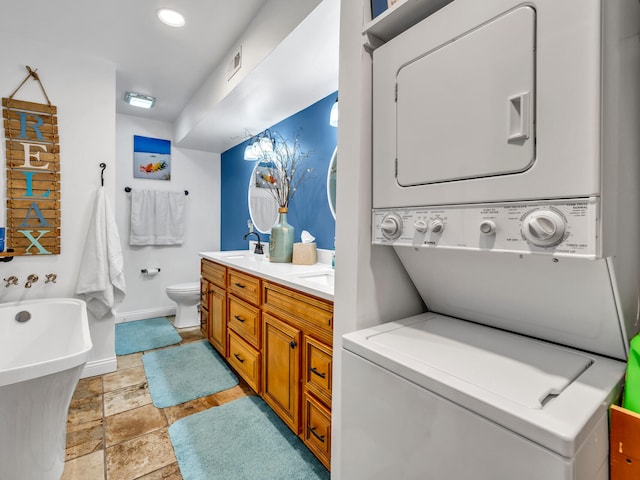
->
[140,161,168,173]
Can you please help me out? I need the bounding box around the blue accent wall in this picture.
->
[221,92,338,251]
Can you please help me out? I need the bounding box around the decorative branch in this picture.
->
[249,130,313,208]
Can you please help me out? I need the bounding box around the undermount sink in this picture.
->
[295,271,335,288]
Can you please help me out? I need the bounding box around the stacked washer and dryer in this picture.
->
[341,1,640,479]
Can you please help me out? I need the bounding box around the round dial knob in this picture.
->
[430,219,445,234]
[479,220,497,235]
[413,220,428,233]
[380,214,403,239]
[521,210,566,247]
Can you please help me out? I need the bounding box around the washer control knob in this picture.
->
[521,210,566,247]
[479,220,497,235]
[430,219,445,234]
[413,220,428,233]
[380,214,403,239]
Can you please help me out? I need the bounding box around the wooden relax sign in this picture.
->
[3,96,60,255]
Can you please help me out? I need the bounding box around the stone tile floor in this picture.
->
[62,326,255,480]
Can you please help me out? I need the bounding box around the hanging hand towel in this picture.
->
[130,190,185,245]
[76,188,126,319]
[130,189,155,245]
[154,191,185,245]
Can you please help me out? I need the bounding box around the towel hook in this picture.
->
[100,163,106,187]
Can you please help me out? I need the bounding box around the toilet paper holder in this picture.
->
[141,268,161,275]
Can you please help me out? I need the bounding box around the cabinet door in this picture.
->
[262,313,301,433]
[208,284,227,356]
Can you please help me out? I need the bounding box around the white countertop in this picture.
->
[200,250,334,301]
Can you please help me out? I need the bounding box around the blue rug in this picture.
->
[142,340,239,408]
[115,317,182,355]
[169,396,330,480]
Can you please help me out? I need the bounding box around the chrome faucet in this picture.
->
[25,274,38,288]
[4,276,18,287]
[243,231,264,254]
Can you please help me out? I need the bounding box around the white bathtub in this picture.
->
[0,298,93,480]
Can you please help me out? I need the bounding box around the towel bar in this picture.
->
[125,187,188,195]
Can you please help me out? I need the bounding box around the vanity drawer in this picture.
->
[201,259,226,288]
[303,392,331,470]
[227,330,261,393]
[227,268,261,306]
[228,296,261,349]
[263,281,333,340]
[303,336,332,406]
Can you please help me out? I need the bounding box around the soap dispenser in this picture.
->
[332,237,335,269]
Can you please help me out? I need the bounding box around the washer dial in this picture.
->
[380,214,403,239]
[413,220,428,233]
[521,210,566,247]
[479,220,497,235]
[430,219,445,234]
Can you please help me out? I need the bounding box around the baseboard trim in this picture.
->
[116,306,176,324]
[82,357,117,378]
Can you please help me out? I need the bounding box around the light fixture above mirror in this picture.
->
[243,130,276,161]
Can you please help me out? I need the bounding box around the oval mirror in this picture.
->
[248,160,280,233]
[327,147,337,219]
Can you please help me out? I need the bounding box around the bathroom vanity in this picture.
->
[199,251,334,469]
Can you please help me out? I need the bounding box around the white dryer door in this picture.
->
[396,6,535,186]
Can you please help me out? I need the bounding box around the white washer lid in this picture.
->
[367,315,591,409]
[166,282,200,293]
[343,312,625,456]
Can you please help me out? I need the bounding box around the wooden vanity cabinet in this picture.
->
[201,260,227,355]
[262,312,302,433]
[262,281,333,469]
[199,278,209,338]
[207,284,226,355]
[200,258,333,470]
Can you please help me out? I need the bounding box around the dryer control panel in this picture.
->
[372,198,599,258]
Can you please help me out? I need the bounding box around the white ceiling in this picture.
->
[0,0,304,123]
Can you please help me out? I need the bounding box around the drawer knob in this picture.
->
[289,340,297,349]
[234,315,246,323]
[309,426,325,443]
[234,282,246,289]
[310,367,326,379]
[233,353,245,363]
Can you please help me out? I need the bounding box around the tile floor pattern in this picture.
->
[62,326,256,480]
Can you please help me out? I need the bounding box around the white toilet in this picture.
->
[166,282,200,329]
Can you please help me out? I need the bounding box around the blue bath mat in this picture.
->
[115,317,181,355]
[142,340,239,408]
[169,396,330,480]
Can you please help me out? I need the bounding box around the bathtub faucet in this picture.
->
[3,276,18,287]
[243,231,264,254]
[25,274,38,288]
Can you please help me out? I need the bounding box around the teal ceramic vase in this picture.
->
[270,207,294,263]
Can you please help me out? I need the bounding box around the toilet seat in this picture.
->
[166,282,199,294]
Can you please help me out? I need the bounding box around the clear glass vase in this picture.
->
[269,207,294,263]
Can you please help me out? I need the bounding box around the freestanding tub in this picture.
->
[0,298,92,480]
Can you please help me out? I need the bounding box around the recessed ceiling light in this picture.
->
[157,8,185,27]
[125,92,156,109]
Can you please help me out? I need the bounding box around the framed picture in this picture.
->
[133,135,171,180]
[255,163,279,189]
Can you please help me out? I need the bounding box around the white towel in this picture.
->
[76,188,126,319]
[129,190,185,245]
